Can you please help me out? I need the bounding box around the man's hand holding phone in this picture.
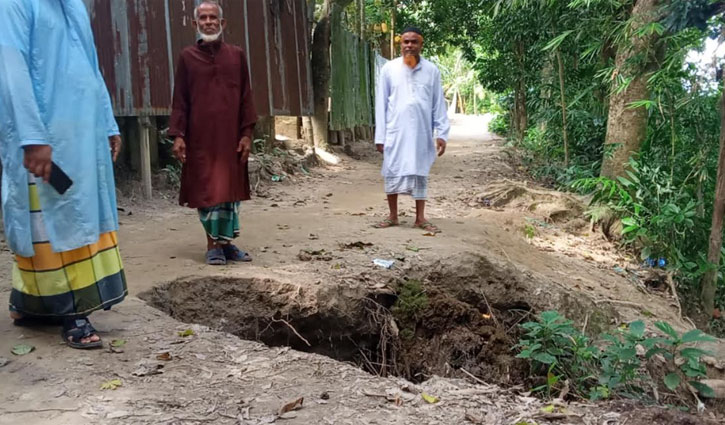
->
[24,145,52,182]
[23,145,74,194]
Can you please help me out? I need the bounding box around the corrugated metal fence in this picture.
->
[82,0,313,117]
[329,5,375,131]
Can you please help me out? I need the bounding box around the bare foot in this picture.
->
[69,334,101,344]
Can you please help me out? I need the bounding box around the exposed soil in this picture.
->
[392,285,529,386]
[141,276,385,364]
[140,269,533,390]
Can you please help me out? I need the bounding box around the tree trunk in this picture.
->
[600,0,660,179]
[513,42,527,141]
[513,81,527,141]
[311,0,332,150]
[701,83,725,317]
[449,90,458,115]
[253,116,276,154]
[302,116,314,147]
[556,49,569,168]
[390,4,396,59]
[697,163,705,218]
[473,86,477,116]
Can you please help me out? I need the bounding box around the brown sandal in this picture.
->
[373,218,399,229]
[413,221,441,233]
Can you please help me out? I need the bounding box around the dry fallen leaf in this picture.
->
[465,413,484,424]
[279,412,298,420]
[279,397,304,415]
[156,352,173,361]
[100,379,122,390]
[423,232,436,237]
[132,363,164,377]
[421,393,439,404]
[11,344,34,356]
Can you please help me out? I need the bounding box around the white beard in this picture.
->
[198,29,222,43]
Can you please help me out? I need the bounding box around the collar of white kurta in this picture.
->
[398,56,425,72]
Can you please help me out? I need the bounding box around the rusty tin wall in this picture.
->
[83,0,313,117]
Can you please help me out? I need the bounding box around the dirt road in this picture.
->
[0,115,721,424]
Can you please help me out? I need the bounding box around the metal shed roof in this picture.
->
[83,0,314,117]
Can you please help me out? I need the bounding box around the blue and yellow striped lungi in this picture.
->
[8,177,127,317]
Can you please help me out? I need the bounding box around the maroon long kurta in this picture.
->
[168,40,257,208]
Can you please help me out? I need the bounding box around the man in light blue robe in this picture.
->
[374,27,450,233]
[0,0,127,349]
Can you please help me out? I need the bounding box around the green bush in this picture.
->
[515,311,598,398]
[516,311,716,405]
[488,113,510,137]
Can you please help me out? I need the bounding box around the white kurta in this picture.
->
[374,57,450,179]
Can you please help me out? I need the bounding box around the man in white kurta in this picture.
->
[374,27,450,233]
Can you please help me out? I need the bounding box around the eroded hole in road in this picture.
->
[140,270,538,387]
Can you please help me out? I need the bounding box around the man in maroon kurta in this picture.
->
[168,1,257,265]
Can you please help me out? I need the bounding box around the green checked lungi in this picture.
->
[198,201,241,244]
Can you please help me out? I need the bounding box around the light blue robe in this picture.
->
[374,57,450,178]
[0,0,120,257]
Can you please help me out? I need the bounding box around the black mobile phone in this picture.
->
[49,162,73,195]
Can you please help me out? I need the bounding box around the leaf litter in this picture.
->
[11,344,34,356]
[100,379,122,390]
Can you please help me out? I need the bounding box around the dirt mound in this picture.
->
[248,148,318,194]
[476,180,585,224]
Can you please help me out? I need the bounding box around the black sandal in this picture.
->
[61,317,103,349]
[222,244,253,262]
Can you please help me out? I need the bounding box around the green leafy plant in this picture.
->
[643,322,716,397]
[162,163,182,189]
[515,311,599,398]
[572,157,700,262]
[516,311,716,404]
[392,279,429,342]
[488,113,510,136]
[523,223,536,239]
[595,321,648,399]
[392,279,429,322]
